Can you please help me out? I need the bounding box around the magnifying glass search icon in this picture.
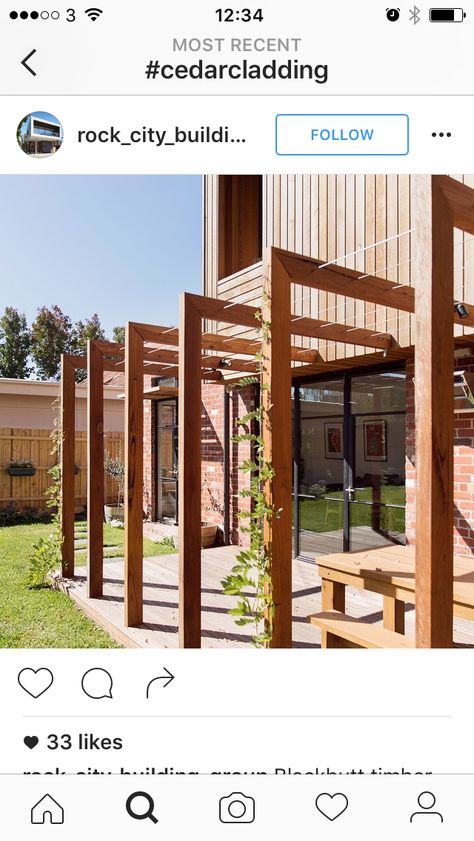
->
[126,791,158,824]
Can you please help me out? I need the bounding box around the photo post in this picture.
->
[0,1,474,836]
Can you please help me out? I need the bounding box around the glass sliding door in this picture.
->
[349,373,406,550]
[295,368,406,558]
[297,380,345,556]
[156,400,178,523]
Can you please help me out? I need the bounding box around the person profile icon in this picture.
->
[409,791,443,823]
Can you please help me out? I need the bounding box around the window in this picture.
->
[218,175,263,279]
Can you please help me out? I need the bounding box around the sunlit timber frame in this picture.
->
[58,175,474,648]
[58,337,197,600]
[59,353,85,578]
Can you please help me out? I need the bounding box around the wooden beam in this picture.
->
[141,362,223,382]
[204,333,322,362]
[63,354,87,370]
[291,348,323,363]
[186,293,260,328]
[289,316,394,349]
[143,386,179,398]
[178,294,202,648]
[414,175,454,648]
[87,340,104,598]
[143,348,178,365]
[200,354,259,373]
[60,355,76,577]
[290,347,413,380]
[262,248,293,648]
[124,323,144,627]
[188,292,396,347]
[131,323,179,344]
[277,248,416,311]
[202,333,260,355]
[277,245,474,331]
[94,340,124,355]
[203,333,323,363]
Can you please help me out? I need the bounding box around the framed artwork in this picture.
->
[324,422,343,459]
[363,419,387,462]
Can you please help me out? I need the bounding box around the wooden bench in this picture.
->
[308,610,414,649]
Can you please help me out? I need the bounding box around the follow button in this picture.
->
[275,114,409,156]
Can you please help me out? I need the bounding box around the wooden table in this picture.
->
[316,544,474,637]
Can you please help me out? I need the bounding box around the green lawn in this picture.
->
[73,521,175,562]
[299,485,406,534]
[0,522,176,648]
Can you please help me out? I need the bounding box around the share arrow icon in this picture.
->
[21,49,37,76]
[146,668,175,697]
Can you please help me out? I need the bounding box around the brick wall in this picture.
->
[201,383,255,546]
[143,380,155,520]
[143,381,255,546]
[405,356,474,557]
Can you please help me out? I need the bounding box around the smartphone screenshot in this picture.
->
[1,0,473,836]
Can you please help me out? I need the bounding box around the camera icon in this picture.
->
[219,792,256,824]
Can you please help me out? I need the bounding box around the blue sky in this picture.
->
[0,176,203,335]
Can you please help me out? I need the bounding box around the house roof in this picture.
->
[103,371,125,388]
[0,377,124,399]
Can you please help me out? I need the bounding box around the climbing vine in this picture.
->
[221,305,279,647]
[27,402,64,588]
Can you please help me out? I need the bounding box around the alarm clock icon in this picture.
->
[386,7,401,20]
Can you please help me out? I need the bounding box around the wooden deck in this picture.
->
[62,545,474,648]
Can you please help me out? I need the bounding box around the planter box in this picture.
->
[104,504,125,524]
[201,522,218,549]
[7,467,36,477]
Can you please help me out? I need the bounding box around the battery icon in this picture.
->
[429,8,466,20]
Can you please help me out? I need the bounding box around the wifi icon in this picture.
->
[85,7,103,21]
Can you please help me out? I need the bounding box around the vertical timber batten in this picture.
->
[178,294,202,648]
[60,355,75,577]
[125,324,144,627]
[262,248,293,648]
[414,176,454,648]
[87,340,104,598]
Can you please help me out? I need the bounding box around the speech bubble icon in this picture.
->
[81,668,113,700]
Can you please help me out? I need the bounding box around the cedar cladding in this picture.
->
[203,174,474,361]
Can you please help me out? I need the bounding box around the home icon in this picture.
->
[31,794,65,825]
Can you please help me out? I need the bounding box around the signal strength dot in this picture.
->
[85,7,103,21]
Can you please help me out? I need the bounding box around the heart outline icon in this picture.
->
[24,736,39,749]
[315,792,349,822]
[18,668,54,698]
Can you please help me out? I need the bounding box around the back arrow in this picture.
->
[21,49,37,76]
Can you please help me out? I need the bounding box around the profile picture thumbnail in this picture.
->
[17,110,64,158]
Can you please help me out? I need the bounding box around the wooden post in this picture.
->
[125,323,144,627]
[321,579,346,648]
[383,596,405,635]
[87,340,104,598]
[262,248,293,648]
[413,176,454,647]
[60,355,75,577]
[178,294,202,648]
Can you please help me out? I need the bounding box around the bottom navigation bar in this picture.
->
[3,774,473,839]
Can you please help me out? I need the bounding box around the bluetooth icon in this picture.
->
[409,5,421,24]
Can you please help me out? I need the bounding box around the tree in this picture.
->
[0,307,31,379]
[112,325,125,345]
[30,305,73,380]
[72,314,107,381]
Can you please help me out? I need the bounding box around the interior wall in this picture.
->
[300,413,405,490]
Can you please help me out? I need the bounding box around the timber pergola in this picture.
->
[59,175,474,649]
[59,340,187,590]
[122,296,404,644]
